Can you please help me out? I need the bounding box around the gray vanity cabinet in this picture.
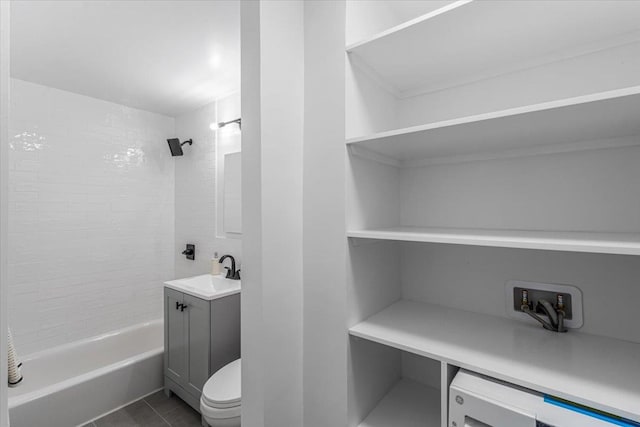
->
[165,288,188,386]
[164,287,240,412]
[183,294,210,396]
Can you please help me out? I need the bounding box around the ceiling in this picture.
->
[10,0,240,117]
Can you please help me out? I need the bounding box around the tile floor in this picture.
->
[82,390,202,427]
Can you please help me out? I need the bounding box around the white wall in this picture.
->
[1,2,10,425]
[400,144,640,232]
[303,2,348,427]
[401,243,640,344]
[395,41,640,129]
[240,3,265,425]
[8,79,175,355]
[241,1,304,426]
[174,92,241,279]
[345,55,398,139]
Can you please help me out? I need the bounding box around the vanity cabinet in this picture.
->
[164,287,240,412]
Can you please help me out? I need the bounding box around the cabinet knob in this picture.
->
[180,303,188,312]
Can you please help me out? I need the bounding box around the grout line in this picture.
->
[83,388,164,425]
[143,399,172,426]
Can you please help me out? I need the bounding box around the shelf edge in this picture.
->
[346,229,640,256]
[346,0,473,52]
[345,85,640,146]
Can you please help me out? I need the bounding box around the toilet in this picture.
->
[200,359,241,427]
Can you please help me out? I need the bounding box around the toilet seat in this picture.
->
[200,397,241,419]
[201,358,241,423]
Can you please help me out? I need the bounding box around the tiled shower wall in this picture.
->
[174,92,241,279]
[8,79,175,354]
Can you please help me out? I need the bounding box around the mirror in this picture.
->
[223,152,242,233]
[216,93,242,238]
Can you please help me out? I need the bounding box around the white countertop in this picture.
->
[164,274,241,301]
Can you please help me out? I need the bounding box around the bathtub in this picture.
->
[8,320,164,427]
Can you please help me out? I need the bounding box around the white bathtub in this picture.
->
[8,320,164,427]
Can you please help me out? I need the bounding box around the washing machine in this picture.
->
[449,370,639,427]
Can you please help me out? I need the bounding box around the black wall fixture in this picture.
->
[167,138,193,156]
[182,243,195,260]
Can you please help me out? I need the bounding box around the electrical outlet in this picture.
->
[505,280,583,329]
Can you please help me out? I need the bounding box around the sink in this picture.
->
[164,274,241,300]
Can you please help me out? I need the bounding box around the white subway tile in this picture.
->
[8,79,175,354]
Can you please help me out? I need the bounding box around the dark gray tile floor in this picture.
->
[82,390,202,427]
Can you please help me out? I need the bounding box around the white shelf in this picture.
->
[347,226,640,256]
[346,86,640,165]
[350,300,640,423]
[347,1,640,97]
[359,379,440,427]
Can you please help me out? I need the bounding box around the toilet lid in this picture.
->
[202,359,241,408]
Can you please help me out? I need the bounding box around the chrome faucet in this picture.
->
[521,294,567,333]
[219,255,241,280]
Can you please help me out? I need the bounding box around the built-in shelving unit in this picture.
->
[345,1,640,426]
[347,0,640,97]
[347,227,640,256]
[350,300,640,423]
[358,379,440,427]
[347,86,640,165]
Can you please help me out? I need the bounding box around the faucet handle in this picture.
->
[181,244,195,260]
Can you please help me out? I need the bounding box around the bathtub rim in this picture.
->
[19,318,163,362]
[8,319,163,409]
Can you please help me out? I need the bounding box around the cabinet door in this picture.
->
[164,288,187,387]
[210,293,241,375]
[184,294,211,397]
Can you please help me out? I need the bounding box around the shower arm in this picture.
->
[213,118,242,130]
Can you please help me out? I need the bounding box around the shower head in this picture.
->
[167,138,193,156]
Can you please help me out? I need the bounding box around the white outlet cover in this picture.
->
[505,280,584,329]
